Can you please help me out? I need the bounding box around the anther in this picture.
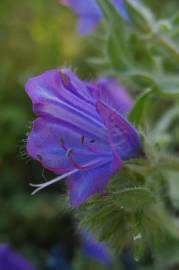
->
[66,148,73,158]
[36,154,43,161]
[81,135,85,144]
[60,137,65,145]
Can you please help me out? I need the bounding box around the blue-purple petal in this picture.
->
[96,101,141,160]
[0,245,36,270]
[60,0,101,35]
[67,155,121,207]
[61,0,100,17]
[89,77,133,115]
[59,0,133,35]
[78,16,100,35]
[81,230,112,266]
[27,117,111,174]
[25,69,107,141]
[112,0,128,19]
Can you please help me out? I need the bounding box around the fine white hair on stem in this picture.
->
[30,168,79,195]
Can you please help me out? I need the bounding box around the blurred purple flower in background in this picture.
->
[25,68,140,207]
[0,244,36,270]
[59,0,134,35]
[81,230,112,266]
[46,246,72,270]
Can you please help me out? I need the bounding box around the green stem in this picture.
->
[156,34,179,64]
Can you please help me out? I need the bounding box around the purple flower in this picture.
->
[81,230,112,266]
[25,68,140,207]
[59,0,136,35]
[0,244,36,270]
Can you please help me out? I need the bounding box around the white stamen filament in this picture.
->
[30,157,110,195]
[30,168,78,195]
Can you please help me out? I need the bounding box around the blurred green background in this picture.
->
[1,0,179,269]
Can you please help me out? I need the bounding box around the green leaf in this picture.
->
[171,11,179,26]
[124,70,159,90]
[113,187,155,209]
[97,0,130,68]
[155,106,179,134]
[128,88,152,126]
[170,11,179,39]
[124,0,155,33]
[153,204,179,239]
[125,70,179,96]
[167,171,179,209]
[156,35,179,64]
[107,30,129,69]
[125,1,179,64]
[96,0,124,25]
[158,75,179,95]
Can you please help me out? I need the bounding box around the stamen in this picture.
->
[30,168,79,195]
[30,158,110,195]
[60,137,68,152]
[81,135,85,144]
[81,137,99,154]
[60,137,65,145]
[66,148,73,157]
[36,154,43,161]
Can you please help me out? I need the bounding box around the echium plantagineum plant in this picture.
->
[25,0,179,265]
